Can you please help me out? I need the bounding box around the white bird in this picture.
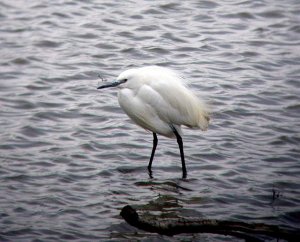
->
[97,66,210,178]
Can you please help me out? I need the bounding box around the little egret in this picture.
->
[97,66,210,178]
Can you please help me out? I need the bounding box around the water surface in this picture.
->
[0,0,300,241]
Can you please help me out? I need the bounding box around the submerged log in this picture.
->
[120,205,300,242]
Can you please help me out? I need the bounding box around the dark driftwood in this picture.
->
[120,205,300,242]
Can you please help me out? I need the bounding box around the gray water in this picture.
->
[1,0,300,241]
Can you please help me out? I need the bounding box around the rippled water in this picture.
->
[1,0,300,241]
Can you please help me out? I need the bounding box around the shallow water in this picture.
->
[1,0,300,241]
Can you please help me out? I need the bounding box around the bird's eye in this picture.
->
[122,79,128,83]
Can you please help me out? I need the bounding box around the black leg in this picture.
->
[148,132,158,176]
[172,128,187,178]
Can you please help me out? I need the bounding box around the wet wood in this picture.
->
[120,205,300,242]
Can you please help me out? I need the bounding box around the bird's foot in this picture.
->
[182,170,187,179]
[148,167,153,179]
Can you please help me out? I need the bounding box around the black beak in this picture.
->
[97,79,127,89]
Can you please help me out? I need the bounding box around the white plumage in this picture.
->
[98,66,210,178]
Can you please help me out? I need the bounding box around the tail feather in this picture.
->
[185,99,210,131]
[198,110,210,131]
[195,95,210,131]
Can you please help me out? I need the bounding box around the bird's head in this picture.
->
[97,68,140,90]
